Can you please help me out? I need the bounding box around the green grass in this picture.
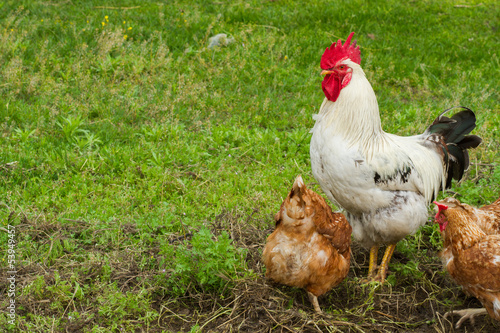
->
[0,0,499,331]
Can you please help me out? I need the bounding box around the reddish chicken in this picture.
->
[434,199,500,327]
[262,175,351,313]
[309,32,482,282]
[436,197,500,235]
[435,197,500,272]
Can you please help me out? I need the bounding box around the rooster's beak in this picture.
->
[321,70,335,76]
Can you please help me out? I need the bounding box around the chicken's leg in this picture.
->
[444,308,488,328]
[361,246,379,283]
[367,245,379,277]
[374,243,396,282]
[307,291,322,313]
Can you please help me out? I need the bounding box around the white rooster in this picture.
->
[310,32,482,282]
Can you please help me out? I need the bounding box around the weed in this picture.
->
[72,130,102,152]
[188,324,201,333]
[97,283,158,329]
[56,115,86,143]
[388,260,424,284]
[160,227,250,296]
[12,127,36,143]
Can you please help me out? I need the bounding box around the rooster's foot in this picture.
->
[360,272,378,284]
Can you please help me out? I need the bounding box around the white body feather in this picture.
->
[310,60,446,248]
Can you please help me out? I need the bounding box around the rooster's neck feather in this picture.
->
[316,63,382,137]
[314,61,384,152]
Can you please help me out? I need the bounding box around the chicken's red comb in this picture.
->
[321,32,361,69]
[433,201,448,220]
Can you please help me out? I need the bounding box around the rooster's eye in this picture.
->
[338,65,345,70]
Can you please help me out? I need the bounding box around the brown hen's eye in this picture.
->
[339,65,345,70]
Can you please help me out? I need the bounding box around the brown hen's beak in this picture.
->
[321,70,335,76]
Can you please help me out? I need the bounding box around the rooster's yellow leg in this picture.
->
[374,243,397,283]
[367,245,379,277]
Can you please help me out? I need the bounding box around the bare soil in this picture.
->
[2,210,499,332]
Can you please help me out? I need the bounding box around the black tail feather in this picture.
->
[426,106,482,188]
[457,134,482,149]
[446,144,468,188]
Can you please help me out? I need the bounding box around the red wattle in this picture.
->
[322,75,341,102]
[439,221,448,232]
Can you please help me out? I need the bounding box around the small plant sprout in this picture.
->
[12,127,36,143]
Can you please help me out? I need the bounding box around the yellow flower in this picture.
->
[105,15,109,21]
[128,27,132,30]
[124,35,128,39]
[284,55,288,60]
[87,20,89,23]
[123,21,126,24]
[102,22,106,27]
[41,19,44,22]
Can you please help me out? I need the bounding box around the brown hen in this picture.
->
[434,197,500,327]
[437,197,500,235]
[262,175,351,313]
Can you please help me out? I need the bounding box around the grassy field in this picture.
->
[0,0,499,331]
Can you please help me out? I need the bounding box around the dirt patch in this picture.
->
[151,211,499,333]
[2,210,499,332]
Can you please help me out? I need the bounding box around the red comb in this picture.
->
[433,201,448,220]
[321,32,361,69]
